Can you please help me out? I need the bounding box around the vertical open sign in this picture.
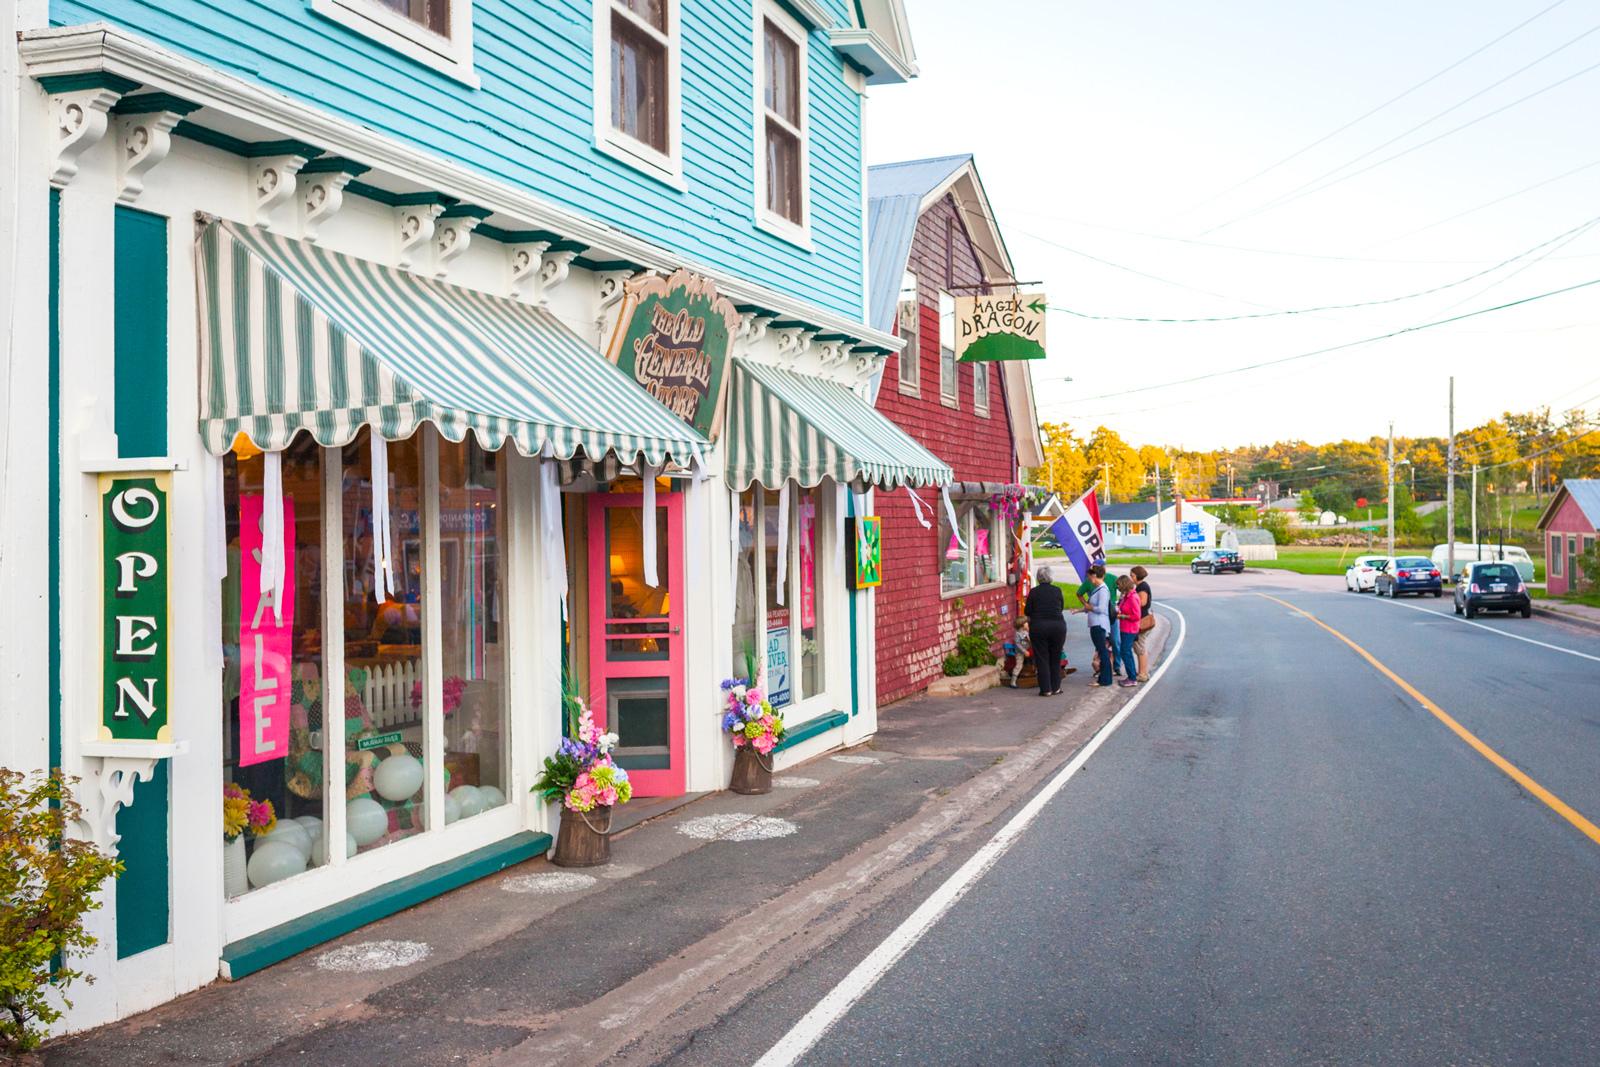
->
[100,474,172,742]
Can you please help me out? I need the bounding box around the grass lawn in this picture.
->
[1531,588,1600,608]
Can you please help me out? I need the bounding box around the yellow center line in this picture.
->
[1257,592,1600,848]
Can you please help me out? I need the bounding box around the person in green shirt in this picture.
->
[1075,563,1122,676]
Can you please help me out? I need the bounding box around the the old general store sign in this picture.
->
[99,473,172,742]
[607,269,739,439]
[954,292,1048,362]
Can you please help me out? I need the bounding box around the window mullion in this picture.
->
[765,109,803,140]
[420,428,445,832]
[789,496,803,702]
[611,2,671,46]
[320,446,348,865]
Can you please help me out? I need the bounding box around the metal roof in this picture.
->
[1544,478,1600,530]
[1099,501,1162,522]
[865,154,973,332]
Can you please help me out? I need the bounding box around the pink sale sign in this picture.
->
[239,493,295,767]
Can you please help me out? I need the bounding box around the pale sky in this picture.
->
[864,0,1600,451]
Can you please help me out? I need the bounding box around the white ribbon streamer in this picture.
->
[775,480,791,606]
[539,459,568,618]
[206,451,228,582]
[262,450,286,625]
[940,484,966,550]
[730,489,742,622]
[642,461,659,588]
[904,487,933,530]
[370,434,394,602]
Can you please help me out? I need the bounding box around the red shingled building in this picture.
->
[866,156,1043,703]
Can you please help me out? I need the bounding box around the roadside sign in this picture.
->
[1177,520,1204,545]
[954,293,1047,362]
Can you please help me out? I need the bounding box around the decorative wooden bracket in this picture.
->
[506,240,551,301]
[434,204,494,279]
[41,73,140,188]
[771,324,817,363]
[73,741,186,855]
[538,248,580,301]
[110,93,202,204]
[299,157,371,242]
[396,202,447,272]
[251,144,318,231]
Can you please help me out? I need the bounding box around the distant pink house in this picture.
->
[1537,479,1600,596]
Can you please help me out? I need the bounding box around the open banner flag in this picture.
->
[1048,490,1106,584]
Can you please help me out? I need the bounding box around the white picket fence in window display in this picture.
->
[364,659,423,728]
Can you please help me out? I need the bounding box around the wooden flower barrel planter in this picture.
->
[551,804,612,867]
[729,746,773,795]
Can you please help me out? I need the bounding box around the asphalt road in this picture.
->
[747,568,1600,1066]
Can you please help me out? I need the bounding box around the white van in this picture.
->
[1430,543,1534,583]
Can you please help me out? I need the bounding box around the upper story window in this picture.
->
[312,0,477,84]
[973,360,990,416]
[594,0,684,187]
[754,4,810,244]
[938,290,958,407]
[896,271,919,394]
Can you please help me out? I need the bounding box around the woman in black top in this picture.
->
[1025,567,1069,696]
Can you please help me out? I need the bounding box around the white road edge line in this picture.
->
[752,604,1190,1067]
[1365,593,1600,664]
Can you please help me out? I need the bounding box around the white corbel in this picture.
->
[772,326,816,363]
[434,206,492,279]
[114,112,177,203]
[507,240,551,301]
[539,248,579,302]
[596,268,640,309]
[299,159,369,242]
[737,310,774,349]
[816,339,850,366]
[77,757,156,854]
[47,77,136,187]
[252,153,312,231]
[396,201,447,272]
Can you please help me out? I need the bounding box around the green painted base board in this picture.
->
[775,710,848,753]
[220,831,550,980]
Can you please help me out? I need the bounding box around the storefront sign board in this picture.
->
[239,493,296,766]
[606,269,740,440]
[955,293,1047,362]
[766,625,792,707]
[847,516,882,590]
[100,474,172,743]
[1178,520,1204,545]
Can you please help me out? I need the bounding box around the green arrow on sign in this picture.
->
[1027,298,1047,314]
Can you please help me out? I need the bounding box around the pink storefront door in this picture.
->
[586,492,685,797]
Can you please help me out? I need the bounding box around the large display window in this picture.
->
[219,427,513,897]
[731,485,829,710]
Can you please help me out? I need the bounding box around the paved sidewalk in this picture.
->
[41,619,1171,1067]
[1532,597,1600,631]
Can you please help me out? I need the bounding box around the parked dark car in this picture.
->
[1454,561,1532,618]
[1375,555,1442,597]
[1190,549,1243,574]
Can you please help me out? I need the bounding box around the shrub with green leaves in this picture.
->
[1,769,123,1053]
[941,612,1000,677]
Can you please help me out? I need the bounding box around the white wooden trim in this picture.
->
[321,446,348,868]
[19,24,899,352]
[592,0,685,189]
[753,1,812,248]
[421,428,445,830]
[310,0,478,87]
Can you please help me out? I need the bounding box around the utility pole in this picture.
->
[1471,463,1479,560]
[1154,463,1165,559]
[1387,422,1396,558]
[1102,461,1112,504]
[1446,377,1456,582]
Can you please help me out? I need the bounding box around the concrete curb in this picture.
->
[1531,604,1600,633]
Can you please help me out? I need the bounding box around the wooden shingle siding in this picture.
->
[53,0,866,317]
[874,191,1019,704]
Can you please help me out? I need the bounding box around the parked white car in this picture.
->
[1345,555,1389,593]
[1430,543,1534,583]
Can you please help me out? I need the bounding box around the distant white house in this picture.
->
[1223,527,1279,560]
[1101,500,1219,551]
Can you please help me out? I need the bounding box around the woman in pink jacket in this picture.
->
[1114,575,1141,687]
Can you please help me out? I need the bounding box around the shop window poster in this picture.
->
[766,625,792,707]
[848,516,883,590]
[799,501,817,630]
[239,493,296,766]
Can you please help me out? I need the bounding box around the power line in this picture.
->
[1179,0,1574,219]
[1432,216,1600,313]
[1041,213,1600,323]
[1059,276,1600,404]
[1201,49,1600,236]
[1369,156,1600,248]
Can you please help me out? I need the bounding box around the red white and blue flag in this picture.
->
[1049,489,1106,583]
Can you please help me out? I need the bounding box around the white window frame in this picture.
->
[938,290,958,407]
[311,0,479,86]
[593,0,686,190]
[939,499,1007,599]
[972,358,990,416]
[752,2,812,247]
[736,487,835,717]
[896,270,919,396]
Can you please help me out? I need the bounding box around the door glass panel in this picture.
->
[731,492,758,678]
[341,429,427,855]
[604,504,669,660]
[437,437,508,821]
[607,676,672,770]
[799,491,822,699]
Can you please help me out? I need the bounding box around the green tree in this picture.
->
[1083,426,1143,502]
[1037,422,1091,501]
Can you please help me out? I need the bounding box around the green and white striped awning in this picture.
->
[196,219,707,466]
[723,359,952,491]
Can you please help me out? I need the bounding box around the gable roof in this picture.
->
[865,154,1042,468]
[1227,528,1277,545]
[1100,501,1161,522]
[1537,478,1600,531]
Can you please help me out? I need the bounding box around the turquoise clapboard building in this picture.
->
[4,0,925,1040]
